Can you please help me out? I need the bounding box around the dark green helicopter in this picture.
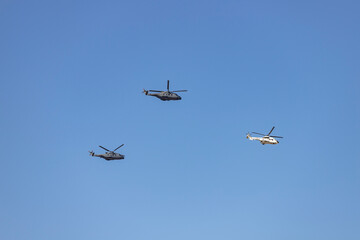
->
[89,144,125,161]
[143,80,187,101]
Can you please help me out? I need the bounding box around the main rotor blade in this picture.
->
[270,135,283,138]
[172,90,188,92]
[252,132,266,136]
[113,144,124,152]
[149,90,162,92]
[99,145,110,152]
[268,126,275,136]
[167,80,170,91]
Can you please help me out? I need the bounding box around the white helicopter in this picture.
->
[246,126,283,145]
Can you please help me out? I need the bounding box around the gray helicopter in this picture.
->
[143,80,187,101]
[89,144,125,160]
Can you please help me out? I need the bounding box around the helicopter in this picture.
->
[143,80,187,101]
[246,127,283,145]
[89,144,125,160]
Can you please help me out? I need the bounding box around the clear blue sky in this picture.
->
[1,0,359,239]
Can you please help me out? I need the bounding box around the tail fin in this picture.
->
[143,89,149,95]
[246,133,253,140]
[89,151,95,156]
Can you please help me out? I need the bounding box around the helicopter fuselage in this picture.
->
[147,91,181,101]
[259,136,279,145]
[92,152,125,161]
[246,134,279,145]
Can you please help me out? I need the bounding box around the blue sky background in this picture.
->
[1,0,359,239]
